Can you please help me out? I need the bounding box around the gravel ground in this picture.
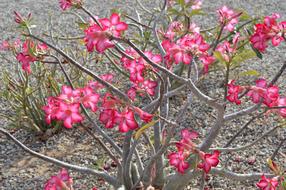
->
[0,0,286,190]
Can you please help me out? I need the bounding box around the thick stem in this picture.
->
[224,62,230,102]
[199,106,225,151]
[122,131,134,189]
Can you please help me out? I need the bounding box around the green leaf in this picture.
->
[281,181,286,190]
[239,70,260,77]
[77,22,89,30]
[250,45,263,59]
[237,9,251,21]
[177,0,185,6]
[214,51,226,64]
[188,9,205,16]
[231,49,257,66]
[168,8,183,16]
[134,120,158,140]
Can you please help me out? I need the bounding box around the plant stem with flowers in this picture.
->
[0,0,286,189]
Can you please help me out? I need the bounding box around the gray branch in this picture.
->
[0,128,120,187]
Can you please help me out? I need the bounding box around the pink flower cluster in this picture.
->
[43,85,98,129]
[44,168,73,190]
[216,33,240,62]
[167,129,220,174]
[84,13,128,53]
[250,13,286,52]
[16,39,48,74]
[121,49,161,99]
[98,93,153,132]
[256,175,279,190]
[43,77,153,132]
[227,78,286,118]
[161,22,215,73]
[217,6,240,32]
[45,168,98,190]
[226,80,244,105]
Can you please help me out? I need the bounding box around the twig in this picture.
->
[152,0,167,57]
[210,168,274,181]
[136,0,153,14]
[124,14,152,29]
[0,128,119,187]
[211,124,281,152]
[224,111,266,147]
[270,137,286,160]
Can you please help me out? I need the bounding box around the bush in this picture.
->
[0,0,285,189]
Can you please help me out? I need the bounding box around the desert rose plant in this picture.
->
[0,0,286,189]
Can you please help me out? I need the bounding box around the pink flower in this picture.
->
[199,54,215,73]
[217,6,239,32]
[162,33,211,68]
[256,175,279,190]
[191,0,203,10]
[55,102,83,129]
[176,129,198,151]
[88,73,114,90]
[127,87,137,101]
[115,108,139,132]
[16,39,48,74]
[134,107,153,123]
[189,23,200,34]
[59,0,72,10]
[84,13,128,53]
[162,40,192,65]
[198,150,220,173]
[128,61,145,83]
[226,80,243,105]
[168,151,189,174]
[216,33,240,62]
[247,78,268,103]
[0,40,10,51]
[99,13,129,37]
[80,87,100,112]
[42,97,60,125]
[14,11,32,24]
[263,86,279,107]
[277,97,286,117]
[250,13,286,52]
[99,108,118,129]
[139,80,158,96]
[44,168,73,190]
[16,53,34,73]
[161,21,184,40]
[84,24,114,53]
[59,0,82,10]
[58,85,81,104]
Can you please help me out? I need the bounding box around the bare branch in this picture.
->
[271,137,286,160]
[211,124,280,152]
[211,168,274,181]
[152,0,167,57]
[0,128,119,187]
[224,111,266,147]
